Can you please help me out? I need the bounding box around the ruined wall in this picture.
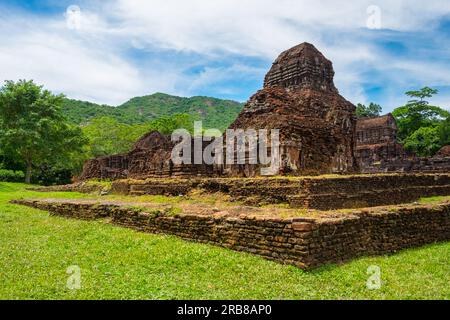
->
[363,157,450,174]
[356,114,398,145]
[79,131,221,180]
[355,115,450,173]
[289,174,450,210]
[355,114,409,171]
[13,199,450,269]
[36,174,450,210]
[117,174,450,210]
[78,154,129,181]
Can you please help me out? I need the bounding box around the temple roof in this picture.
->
[133,131,172,151]
[356,114,397,131]
[263,42,337,92]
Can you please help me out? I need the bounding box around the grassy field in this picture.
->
[0,182,449,300]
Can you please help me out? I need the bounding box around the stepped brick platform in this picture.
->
[114,173,450,210]
[12,198,450,269]
[34,173,450,210]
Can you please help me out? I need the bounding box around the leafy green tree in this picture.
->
[438,116,450,147]
[82,117,141,157]
[0,80,87,183]
[403,126,441,157]
[392,87,449,141]
[356,103,383,118]
[405,87,438,102]
[145,113,195,135]
[83,114,195,158]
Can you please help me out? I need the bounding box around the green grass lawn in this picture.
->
[0,182,449,300]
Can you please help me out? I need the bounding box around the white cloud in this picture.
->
[0,14,144,105]
[0,0,449,108]
[111,0,450,57]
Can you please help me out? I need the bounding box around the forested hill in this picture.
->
[62,93,244,131]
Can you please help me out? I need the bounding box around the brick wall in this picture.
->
[115,174,450,210]
[12,199,450,269]
[35,174,450,210]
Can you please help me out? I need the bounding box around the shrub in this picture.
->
[0,169,25,182]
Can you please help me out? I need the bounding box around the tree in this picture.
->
[145,114,195,135]
[405,87,438,102]
[82,114,195,158]
[82,117,145,157]
[356,103,382,118]
[438,116,450,147]
[392,87,449,141]
[0,80,87,183]
[403,126,441,157]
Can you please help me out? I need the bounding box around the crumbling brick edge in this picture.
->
[11,199,450,270]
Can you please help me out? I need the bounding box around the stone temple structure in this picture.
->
[355,114,450,173]
[355,114,409,169]
[80,42,358,180]
[79,131,221,180]
[228,42,357,175]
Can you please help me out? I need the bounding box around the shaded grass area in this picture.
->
[0,182,449,300]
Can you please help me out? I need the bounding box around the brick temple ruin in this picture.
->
[436,145,450,158]
[81,43,358,180]
[355,114,410,169]
[228,43,357,175]
[80,42,450,180]
[355,114,450,173]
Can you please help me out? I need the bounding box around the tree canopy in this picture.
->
[0,80,87,183]
[392,87,449,157]
[82,114,195,158]
[356,102,382,118]
[62,93,243,132]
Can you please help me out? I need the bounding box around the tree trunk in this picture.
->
[25,162,32,184]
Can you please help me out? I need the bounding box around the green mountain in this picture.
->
[62,93,244,131]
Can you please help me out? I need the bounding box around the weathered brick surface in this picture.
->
[355,115,450,173]
[364,157,450,174]
[435,145,450,158]
[228,43,357,176]
[12,199,450,269]
[121,174,450,209]
[35,173,450,210]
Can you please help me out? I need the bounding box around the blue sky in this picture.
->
[1,0,449,113]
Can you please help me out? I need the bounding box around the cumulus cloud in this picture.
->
[111,0,450,57]
[0,0,449,110]
[0,12,143,104]
[107,0,450,108]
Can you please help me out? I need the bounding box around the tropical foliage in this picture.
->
[0,169,25,182]
[0,80,87,184]
[82,114,194,158]
[392,87,449,157]
[63,93,243,132]
[356,102,382,118]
